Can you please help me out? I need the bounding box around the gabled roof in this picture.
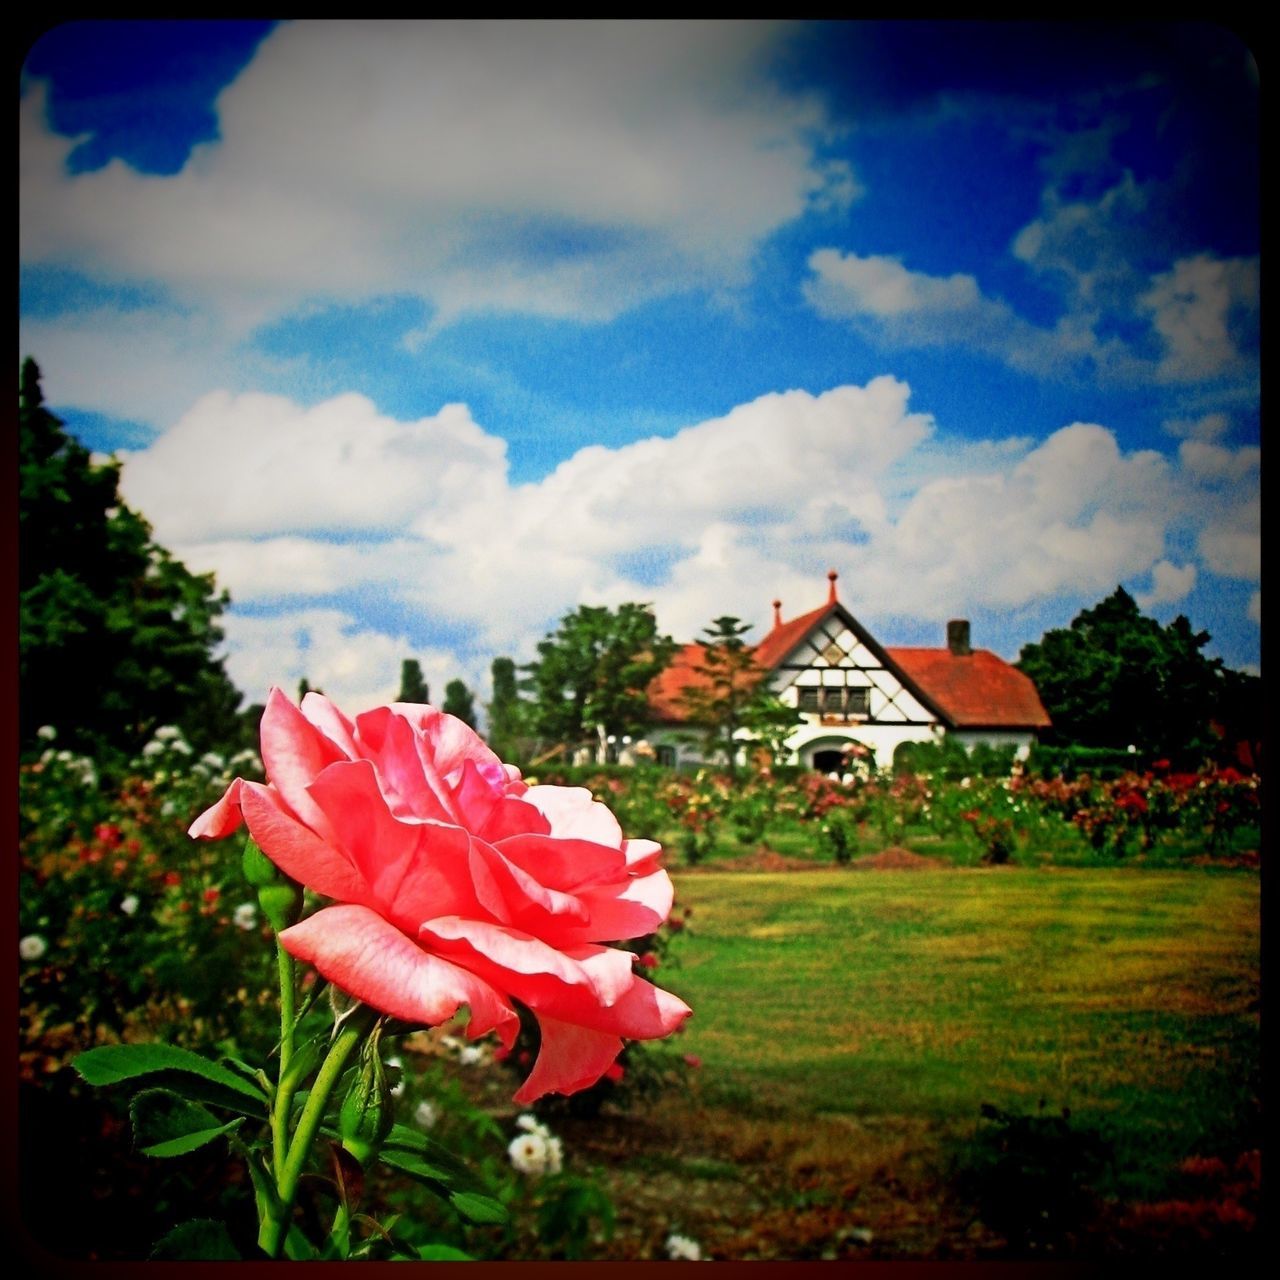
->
[887,647,1051,729]
[752,602,833,670]
[645,580,1051,731]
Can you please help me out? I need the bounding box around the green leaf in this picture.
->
[417,1243,475,1261]
[284,1224,320,1260]
[447,1191,508,1226]
[149,1218,241,1260]
[131,1088,244,1157]
[74,1043,267,1105]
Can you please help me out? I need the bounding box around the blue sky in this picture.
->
[19,20,1260,714]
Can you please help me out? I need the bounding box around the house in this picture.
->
[640,570,1051,773]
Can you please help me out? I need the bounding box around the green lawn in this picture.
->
[668,866,1260,1201]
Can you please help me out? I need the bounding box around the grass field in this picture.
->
[667,866,1260,1209]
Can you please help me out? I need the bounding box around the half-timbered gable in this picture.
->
[641,570,1050,772]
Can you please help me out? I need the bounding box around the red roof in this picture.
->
[751,602,832,669]
[646,607,1050,731]
[886,647,1051,729]
[647,643,717,723]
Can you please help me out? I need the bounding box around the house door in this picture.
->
[813,749,845,776]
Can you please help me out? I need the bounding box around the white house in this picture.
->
[641,571,1051,773]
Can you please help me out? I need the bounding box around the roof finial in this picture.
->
[827,568,838,604]
[772,599,783,628]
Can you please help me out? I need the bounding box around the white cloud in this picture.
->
[116,377,1260,696]
[804,249,982,318]
[221,608,481,719]
[1163,412,1230,442]
[1247,591,1260,625]
[119,390,507,541]
[1140,255,1260,382]
[20,21,842,328]
[802,248,1143,380]
[1136,560,1197,608]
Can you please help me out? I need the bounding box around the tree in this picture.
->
[442,678,477,729]
[1016,586,1253,764]
[19,358,245,763]
[522,604,676,753]
[397,658,429,705]
[680,616,800,776]
[486,656,529,761]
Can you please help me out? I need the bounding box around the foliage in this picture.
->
[486,656,531,762]
[953,1102,1112,1254]
[396,659,429,704]
[442,678,477,728]
[521,603,676,752]
[1016,586,1257,765]
[19,358,245,765]
[679,615,802,776]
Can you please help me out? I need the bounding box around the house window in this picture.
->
[801,687,869,717]
[656,745,678,768]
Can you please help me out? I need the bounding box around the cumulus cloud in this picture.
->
[221,608,482,719]
[1141,254,1261,382]
[115,377,1261,699]
[20,21,843,328]
[119,391,507,540]
[1136,560,1197,608]
[802,248,1142,380]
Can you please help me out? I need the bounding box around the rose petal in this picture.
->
[557,869,674,945]
[522,786,624,847]
[239,782,371,904]
[418,917,635,1009]
[282,903,518,1043]
[493,833,627,894]
[300,691,361,759]
[260,687,349,841]
[306,759,482,930]
[512,1016,623,1104]
[188,777,246,840]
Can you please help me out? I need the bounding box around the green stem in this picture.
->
[260,1004,377,1259]
[271,941,297,1182]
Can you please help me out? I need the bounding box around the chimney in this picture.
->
[771,599,783,629]
[827,569,839,604]
[947,619,971,656]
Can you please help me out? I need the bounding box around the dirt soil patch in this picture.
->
[848,846,950,871]
[697,845,951,873]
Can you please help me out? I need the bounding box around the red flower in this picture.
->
[203,887,221,904]
[638,951,659,969]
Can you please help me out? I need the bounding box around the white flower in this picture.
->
[120,894,140,916]
[508,1132,550,1176]
[386,1055,405,1098]
[233,903,258,931]
[56,750,73,763]
[458,1044,485,1067]
[36,725,57,741]
[516,1112,544,1134]
[200,752,225,770]
[155,725,181,742]
[169,738,192,755]
[142,741,165,759]
[545,1135,564,1175]
[414,1099,440,1130]
[665,1233,702,1261]
[20,934,48,961]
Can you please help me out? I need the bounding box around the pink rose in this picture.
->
[190,689,690,1103]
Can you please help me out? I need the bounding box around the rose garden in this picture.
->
[17,704,1260,1261]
